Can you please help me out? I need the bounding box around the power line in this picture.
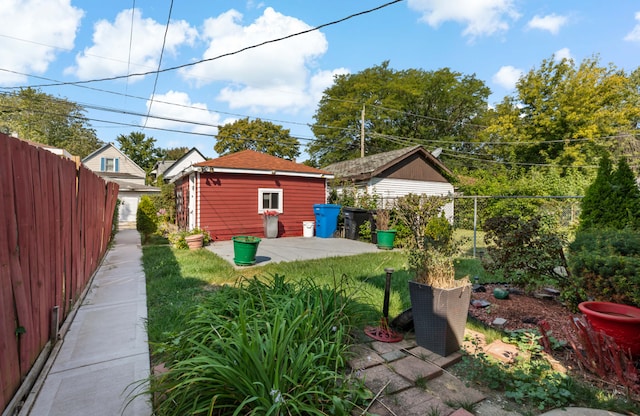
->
[15,0,404,89]
[143,0,174,128]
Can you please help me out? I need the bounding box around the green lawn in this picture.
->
[143,239,421,345]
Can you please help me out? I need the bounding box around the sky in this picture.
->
[1,0,639,162]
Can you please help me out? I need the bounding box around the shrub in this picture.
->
[482,215,567,291]
[136,195,157,243]
[564,229,640,308]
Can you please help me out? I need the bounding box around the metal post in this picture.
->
[382,268,394,319]
[473,196,477,258]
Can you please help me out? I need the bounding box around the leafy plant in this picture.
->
[150,275,371,415]
[136,195,158,243]
[482,215,567,292]
[458,332,575,411]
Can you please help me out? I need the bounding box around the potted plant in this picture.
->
[375,208,396,249]
[262,210,280,238]
[232,236,261,266]
[396,193,471,357]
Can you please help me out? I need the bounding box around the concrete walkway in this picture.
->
[24,229,151,416]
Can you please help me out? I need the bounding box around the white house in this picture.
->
[82,143,159,226]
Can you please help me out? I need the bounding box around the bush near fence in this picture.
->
[0,133,119,414]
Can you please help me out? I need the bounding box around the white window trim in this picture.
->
[258,188,283,214]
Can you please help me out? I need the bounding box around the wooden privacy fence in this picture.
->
[0,134,119,413]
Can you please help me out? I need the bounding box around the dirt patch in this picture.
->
[468,284,571,339]
[467,284,640,403]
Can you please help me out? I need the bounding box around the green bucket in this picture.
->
[376,230,397,250]
[232,236,261,266]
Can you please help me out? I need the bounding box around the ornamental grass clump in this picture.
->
[395,193,469,288]
[149,274,370,415]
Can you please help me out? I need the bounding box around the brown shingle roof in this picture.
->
[323,145,451,179]
[194,149,331,175]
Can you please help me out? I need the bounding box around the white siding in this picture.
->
[163,150,206,180]
[368,178,455,220]
[84,145,146,177]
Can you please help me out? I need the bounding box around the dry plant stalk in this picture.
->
[375,209,390,230]
[414,253,469,288]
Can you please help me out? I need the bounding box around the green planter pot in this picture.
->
[376,229,397,249]
[232,236,261,266]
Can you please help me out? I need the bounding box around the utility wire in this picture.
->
[143,0,173,128]
[17,0,404,89]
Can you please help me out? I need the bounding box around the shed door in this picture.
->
[119,195,139,223]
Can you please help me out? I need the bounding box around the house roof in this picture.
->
[193,150,333,178]
[323,145,452,180]
[150,160,176,176]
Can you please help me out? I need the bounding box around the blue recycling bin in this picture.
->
[313,204,341,238]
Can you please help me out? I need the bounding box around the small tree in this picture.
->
[136,195,158,243]
[580,155,640,230]
[482,215,567,291]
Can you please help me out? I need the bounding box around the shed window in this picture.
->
[258,188,282,213]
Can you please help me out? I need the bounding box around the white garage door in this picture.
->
[119,195,139,223]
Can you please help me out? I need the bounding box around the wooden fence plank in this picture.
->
[0,137,21,411]
[11,140,38,377]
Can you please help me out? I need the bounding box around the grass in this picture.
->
[142,234,640,415]
[143,237,410,347]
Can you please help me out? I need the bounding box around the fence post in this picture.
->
[473,196,477,258]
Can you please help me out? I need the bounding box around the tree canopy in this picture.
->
[481,56,640,170]
[116,131,164,172]
[215,117,300,160]
[308,61,490,167]
[0,88,102,158]
[163,146,190,160]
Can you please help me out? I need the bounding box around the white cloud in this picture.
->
[143,90,223,135]
[0,0,83,85]
[492,65,523,90]
[180,7,330,113]
[66,8,196,80]
[624,12,640,42]
[406,0,520,38]
[554,47,572,61]
[526,14,567,35]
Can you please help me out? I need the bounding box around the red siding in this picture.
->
[198,173,326,241]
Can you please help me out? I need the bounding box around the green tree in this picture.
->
[308,61,490,167]
[483,56,640,169]
[0,88,103,158]
[116,131,163,173]
[215,117,300,159]
[163,146,190,160]
[580,155,640,230]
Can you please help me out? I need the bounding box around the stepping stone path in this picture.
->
[348,331,524,415]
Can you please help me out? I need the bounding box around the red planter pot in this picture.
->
[578,301,640,357]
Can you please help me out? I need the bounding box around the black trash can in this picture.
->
[342,207,369,240]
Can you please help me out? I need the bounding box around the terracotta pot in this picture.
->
[578,301,640,356]
[185,233,204,250]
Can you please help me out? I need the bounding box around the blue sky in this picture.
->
[1,0,639,161]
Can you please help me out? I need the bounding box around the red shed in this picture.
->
[174,150,334,241]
